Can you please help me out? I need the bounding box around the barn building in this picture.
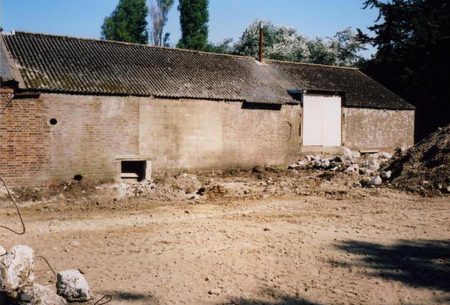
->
[0,31,414,186]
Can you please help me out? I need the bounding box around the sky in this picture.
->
[1,0,379,56]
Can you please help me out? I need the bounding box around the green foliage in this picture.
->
[333,28,365,66]
[359,0,450,139]
[177,0,209,50]
[307,38,337,65]
[101,0,149,44]
[206,38,234,54]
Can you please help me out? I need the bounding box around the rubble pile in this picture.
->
[113,180,157,199]
[8,136,448,207]
[288,147,393,188]
[111,173,204,201]
[384,124,450,195]
[1,245,92,305]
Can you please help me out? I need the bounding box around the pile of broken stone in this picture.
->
[288,147,394,187]
[1,245,91,305]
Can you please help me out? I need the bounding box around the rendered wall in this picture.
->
[139,99,301,169]
[342,107,414,150]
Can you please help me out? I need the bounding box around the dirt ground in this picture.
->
[1,185,449,305]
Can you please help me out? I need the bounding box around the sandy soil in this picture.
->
[1,188,449,305]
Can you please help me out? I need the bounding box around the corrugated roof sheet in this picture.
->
[1,31,414,109]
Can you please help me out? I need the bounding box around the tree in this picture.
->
[149,0,174,46]
[307,38,337,65]
[332,27,365,66]
[207,38,234,54]
[234,21,309,61]
[177,0,209,50]
[101,0,149,44]
[359,0,450,139]
[233,21,364,66]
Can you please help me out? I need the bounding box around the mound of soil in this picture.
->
[385,124,450,195]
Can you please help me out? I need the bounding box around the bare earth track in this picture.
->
[1,187,449,305]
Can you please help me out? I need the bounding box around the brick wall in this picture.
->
[0,92,414,187]
[343,108,414,150]
[0,93,302,186]
[0,89,50,186]
[0,93,139,187]
[44,94,139,183]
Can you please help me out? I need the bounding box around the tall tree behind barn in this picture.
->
[359,0,450,140]
[177,0,209,50]
[149,0,174,46]
[101,0,149,44]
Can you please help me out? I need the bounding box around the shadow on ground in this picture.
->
[87,291,159,304]
[332,239,450,291]
[110,291,152,300]
[218,289,324,305]
[1,291,159,305]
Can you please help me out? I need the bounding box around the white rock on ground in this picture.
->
[322,159,331,168]
[313,160,322,168]
[0,245,5,255]
[351,150,361,159]
[379,152,393,160]
[369,176,383,186]
[365,159,380,172]
[0,245,34,296]
[340,147,354,161]
[345,164,359,173]
[381,170,392,179]
[56,269,91,302]
[19,284,67,305]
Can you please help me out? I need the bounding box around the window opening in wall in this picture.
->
[73,174,83,181]
[49,118,58,125]
[121,161,146,182]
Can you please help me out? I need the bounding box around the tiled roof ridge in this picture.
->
[265,58,359,71]
[3,30,257,62]
[5,31,359,70]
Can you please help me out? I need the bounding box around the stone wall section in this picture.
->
[342,108,414,150]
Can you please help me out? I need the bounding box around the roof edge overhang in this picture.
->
[15,88,297,105]
[343,104,415,111]
[302,88,346,96]
[0,36,25,88]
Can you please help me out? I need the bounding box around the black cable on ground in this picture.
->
[0,176,26,236]
[93,294,112,305]
[35,255,57,282]
[0,176,112,304]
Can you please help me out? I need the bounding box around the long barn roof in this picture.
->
[1,31,413,109]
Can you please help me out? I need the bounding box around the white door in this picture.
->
[303,94,341,146]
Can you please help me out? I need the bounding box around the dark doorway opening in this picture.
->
[121,161,146,182]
